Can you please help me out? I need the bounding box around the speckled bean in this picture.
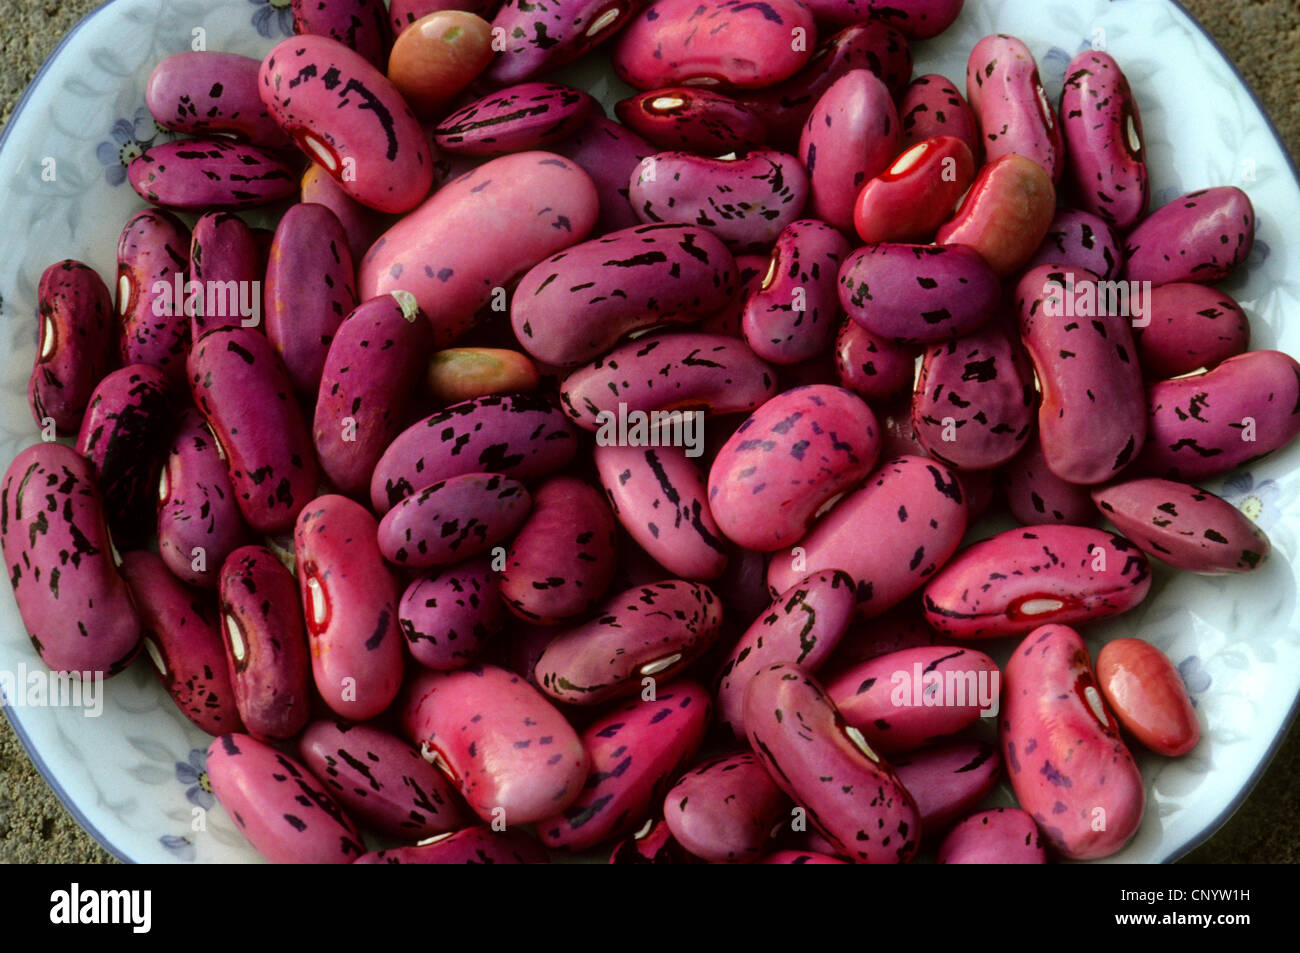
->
[663,751,788,863]
[377,473,529,569]
[616,87,766,153]
[1133,283,1249,380]
[1020,207,1123,281]
[433,83,596,156]
[292,0,391,68]
[488,0,645,84]
[892,740,1001,833]
[549,116,655,235]
[834,318,916,402]
[354,827,549,864]
[936,807,1047,864]
[115,210,192,384]
[899,73,980,159]
[965,34,1064,182]
[28,259,115,434]
[399,555,504,669]
[145,52,292,148]
[128,139,298,210]
[188,212,261,339]
[1061,51,1148,230]
[1123,187,1255,286]
[999,436,1097,527]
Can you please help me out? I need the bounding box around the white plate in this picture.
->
[1,0,1298,863]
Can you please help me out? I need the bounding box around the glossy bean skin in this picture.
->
[819,602,938,681]
[937,154,1057,277]
[297,720,464,838]
[1092,478,1269,574]
[354,827,549,864]
[663,751,788,863]
[631,149,810,253]
[389,0,498,34]
[120,550,241,735]
[399,555,504,669]
[207,733,364,864]
[1000,436,1097,527]
[1096,638,1200,757]
[853,136,975,244]
[29,260,115,434]
[911,323,1034,471]
[512,223,738,368]
[488,0,647,85]
[377,472,530,569]
[314,294,434,497]
[839,243,999,345]
[359,151,598,345]
[616,87,766,153]
[1000,624,1144,859]
[921,525,1152,640]
[834,318,917,403]
[715,570,857,738]
[115,210,192,384]
[188,212,262,339]
[708,385,880,552]
[608,819,697,863]
[742,220,848,365]
[1020,207,1123,281]
[218,545,312,741]
[965,34,1064,182]
[188,327,317,534]
[387,10,495,117]
[613,0,816,90]
[549,116,654,235]
[825,645,1000,753]
[596,445,729,581]
[300,163,384,264]
[369,393,578,514]
[292,0,392,68]
[1134,284,1249,380]
[264,203,358,398]
[433,83,596,156]
[899,73,980,159]
[767,455,969,618]
[1137,350,1300,482]
[145,52,292,148]
[501,476,618,624]
[744,663,921,863]
[259,35,432,214]
[700,253,767,338]
[427,348,540,403]
[398,664,589,824]
[1123,187,1255,286]
[538,681,712,851]
[1016,265,1147,485]
[892,740,1001,833]
[157,408,249,589]
[936,807,1047,864]
[1060,51,1149,230]
[128,139,297,210]
[0,445,141,676]
[75,364,175,548]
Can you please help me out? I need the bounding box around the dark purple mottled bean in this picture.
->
[538,681,711,851]
[1020,208,1122,281]
[116,210,191,385]
[818,601,938,681]
[549,115,656,235]
[892,740,1001,834]
[145,52,292,148]
[292,0,392,68]
[400,555,504,670]
[899,73,980,159]
[487,0,648,85]
[999,436,1098,527]
[433,82,596,156]
[834,317,916,402]
[700,253,767,338]
[354,827,550,864]
[28,260,115,434]
[1134,283,1249,380]
[662,752,787,863]
[189,212,262,340]
[936,807,1046,864]
[616,87,766,153]
[966,34,1064,183]
[128,139,298,211]
[1123,187,1255,286]
[377,472,530,569]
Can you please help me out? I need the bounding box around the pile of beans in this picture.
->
[3,0,1295,864]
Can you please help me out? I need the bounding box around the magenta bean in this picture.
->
[936,807,1047,864]
[741,220,848,365]
[893,740,1001,834]
[965,34,1064,183]
[313,294,433,496]
[1092,477,1269,575]
[189,212,262,339]
[1061,51,1148,230]
[1000,624,1145,859]
[187,327,317,534]
[120,550,241,735]
[759,850,848,864]
[28,260,115,434]
[128,138,297,210]
[300,162,384,267]
[1020,207,1123,280]
[701,253,767,338]
[768,454,969,618]
[921,525,1152,640]
[561,333,777,430]
[292,0,391,68]
[708,385,880,552]
[0,445,141,676]
[145,52,292,148]
[1016,265,1147,485]
[399,663,589,824]
[399,555,504,669]
[834,317,916,402]
[736,22,912,147]
[819,601,938,680]
[744,663,920,863]
[539,681,712,851]
[218,545,312,741]
[595,444,729,581]
[259,35,433,213]
[207,733,364,863]
[512,223,738,368]
[825,645,1000,753]
[817,0,960,38]
[377,472,530,569]
[115,210,192,384]
[549,115,655,235]
[839,243,999,346]
[487,0,646,84]
[369,393,578,514]
[911,322,1034,471]
[662,752,787,863]
[630,149,809,253]
[359,151,598,345]
[264,203,358,397]
[800,69,900,232]
[1134,284,1249,380]
[296,496,405,719]
[389,0,498,34]
[535,581,723,705]
[355,827,549,864]
[616,87,766,153]
[298,720,464,838]
[434,83,596,156]
[157,407,249,589]
[609,819,696,864]
[613,0,816,90]
[1000,436,1098,527]
[899,73,981,159]
[501,476,618,624]
[716,570,856,738]
[1124,187,1256,286]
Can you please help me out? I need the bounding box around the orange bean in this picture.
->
[427,347,540,403]
[1096,637,1201,757]
[387,11,494,118]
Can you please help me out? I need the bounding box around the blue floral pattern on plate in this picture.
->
[248,0,294,39]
